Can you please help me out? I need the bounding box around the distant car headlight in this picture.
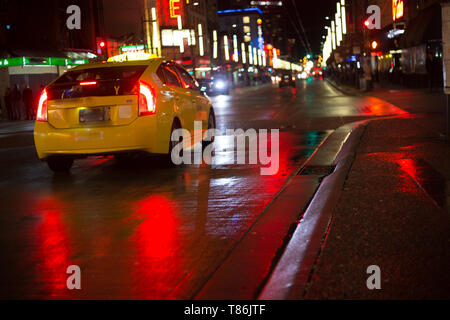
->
[215,80,226,89]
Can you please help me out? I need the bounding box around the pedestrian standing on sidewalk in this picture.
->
[22,85,33,120]
[426,53,436,93]
[11,84,22,120]
[4,87,12,120]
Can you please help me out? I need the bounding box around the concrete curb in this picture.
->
[258,121,369,300]
[325,79,361,96]
[193,122,366,299]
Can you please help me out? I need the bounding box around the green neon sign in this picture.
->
[0,57,89,67]
[119,45,147,54]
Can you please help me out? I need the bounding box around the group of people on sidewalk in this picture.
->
[2,84,39,121]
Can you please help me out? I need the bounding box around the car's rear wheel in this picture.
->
[47,157,74,173]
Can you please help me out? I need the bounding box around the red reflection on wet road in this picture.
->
[128,195,182,299]
[34,196,73,298]
[133,195,177,259]
[359,98,409,116]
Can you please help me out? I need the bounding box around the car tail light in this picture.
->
[138,81,156,116]
[37,90,48,122]
[79,81,98,86]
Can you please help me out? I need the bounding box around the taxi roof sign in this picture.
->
[107,52,159,63]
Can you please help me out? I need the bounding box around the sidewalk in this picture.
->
[302,87,450,299]
[327,78,447,114]
[0,120,34,149]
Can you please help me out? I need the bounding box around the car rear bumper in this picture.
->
[34,117,163,160]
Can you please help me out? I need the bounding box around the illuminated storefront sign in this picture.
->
[161,29,195,47]
[119,44,147,54]
[0,57,88,67]
[170,0,181,19]
[393,0,404,21]
[159,0,184,27]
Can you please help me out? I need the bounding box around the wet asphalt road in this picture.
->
[0,79,406,299]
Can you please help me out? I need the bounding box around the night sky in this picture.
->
[219,0,338,57]
[286,0,338,55]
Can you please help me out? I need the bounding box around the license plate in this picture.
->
[79,107,109,123]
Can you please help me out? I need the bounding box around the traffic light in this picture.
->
[97,38,106,56]
[371,41,378,50]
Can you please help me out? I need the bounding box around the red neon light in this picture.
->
[170,0,181,19]
[393,0,404,21]
[79,81,98,86]
[158,0,184,27]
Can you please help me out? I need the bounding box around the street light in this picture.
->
[224,35,230,61]
[371,41,378,50]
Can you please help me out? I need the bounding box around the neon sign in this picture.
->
[392,0,404,21]
[170,0,181,19]
[120,44,147,54]
[158,0,184,27]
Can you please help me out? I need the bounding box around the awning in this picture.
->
[402,3,442,48]
[370,25,400,52]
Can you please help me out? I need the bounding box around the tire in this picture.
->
[167,119,183,166]
[115,153,133,165]
[47,157,74,173]
[202,109,216,148]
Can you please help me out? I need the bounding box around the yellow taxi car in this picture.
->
[34,57,216,172]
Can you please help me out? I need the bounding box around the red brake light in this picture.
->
[37,90,48,122]
[139,81,156,116]
[79,81,97,86]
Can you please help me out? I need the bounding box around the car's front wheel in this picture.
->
[47,157,74,173]
[203,109,216,148]
[166,119,183,166]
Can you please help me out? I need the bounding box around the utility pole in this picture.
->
[442,2,450,141]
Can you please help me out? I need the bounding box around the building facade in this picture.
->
[103,0,218,79]
[325,0,443,89]
[218,0,297,58]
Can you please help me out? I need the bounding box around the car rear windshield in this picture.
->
[47,65,147,100]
